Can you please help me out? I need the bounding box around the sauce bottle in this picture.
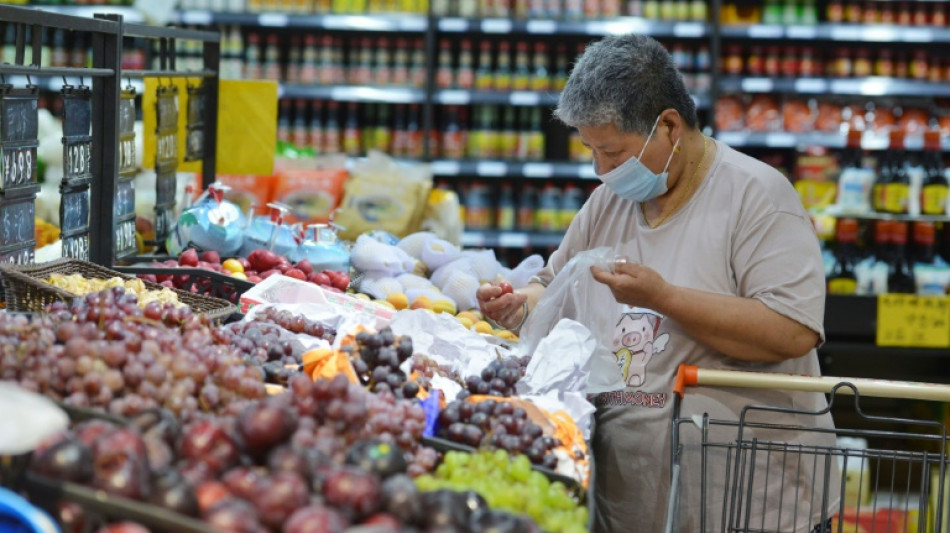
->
[883,130,910,215]
[497,185,516,231]
[536,183,562,232]
[887,221,916,294]
[465,181,493,230]
[827,218,859,295]
[518,185,538,231]
[920,130,948,216]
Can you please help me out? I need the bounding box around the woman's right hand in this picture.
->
[476,281,528,330]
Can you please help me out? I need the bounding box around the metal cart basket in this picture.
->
[665,365,950,533]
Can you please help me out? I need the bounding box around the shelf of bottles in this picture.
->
[719,76,950,97]
[717,131,950,151]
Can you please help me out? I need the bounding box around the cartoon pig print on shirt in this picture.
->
[613,310,669,387]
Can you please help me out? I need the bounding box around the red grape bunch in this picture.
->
[409,354,462,392]
[457,356,532,400]
[344,328,420,400]
[0,289,267,422]
[437,399,561,471]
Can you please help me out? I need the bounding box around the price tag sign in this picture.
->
[0,245,33,265]
[62,86,93,185]
[0,87,40,196]
[59,187,90,260]
[876,294,950,348]
[185,84,205,162]
[115,89,138,260]
[153,85,180,243]
[0,198,34,248]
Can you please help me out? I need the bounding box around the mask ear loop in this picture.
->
[637,114,664,161]
[661,137,681,174]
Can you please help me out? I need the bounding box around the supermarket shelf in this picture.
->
[721,23,950,43]
[436,16,709,37]
[430,159,596,179]
[811,208,950,224]
[0,75,145,94]
[462,230,565,248]
[718,75,950,97]
[717,131,950,151]
[176,10,427,31]
[279,83,426,103]
[435,89,710,109]
[30,4,145,24]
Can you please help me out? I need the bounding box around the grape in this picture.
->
[251,472,310,530]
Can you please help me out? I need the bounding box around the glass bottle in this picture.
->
[375,37,392,86]
[441,106,465,159]
[342,102,362,156]
[436,39,455,89]
[518,185,538,231]
[457,39,475,90]
[300,34,318,84]
[531,42,550,91]
[827,218,859,295]
[475,41,494,90]
[263,34,282,80]
[883,130,910,215]
[920,129,948,216]
[512,41,531,91]
[497,185,516,231]
[494,41,513,91]
[292,99,309,148]
[309,101,325,155]
[887,222,916,294]
[244,32,262,79]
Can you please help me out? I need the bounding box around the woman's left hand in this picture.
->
[590,262,671,310]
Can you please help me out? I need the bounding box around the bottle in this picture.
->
[373,105,393,153]
[512,42,531,91]
[887,222,916,294]
[309,101,325,155]
[244,32,262,79]
[465,181,493,229]
[857,219,891,295]
[560,184,584,230]
[324,101,341,154]
[918,130,948,216]
[409,39,426,88]
[536,183,562,232]
[836,129,872,213]
[392,104,409,157]
[51,30,68,68]
[883,130,910,215]
[292,99,309,148]
[496,185,516,231]
[375,37,392,86]
[500,107,518,159]
[69,32,87,69]
[553,44,569,91]
[531,42,550,91]
[287,36,304,83]
[912,221,936,265]
[351,38,372,85]
[827,218,859,295]
[436,40,455,89]
[518,185,538,231]
[300,35,318,84]
[392,38,409,86]
[317,36,336,85]
[457,39,475,90]
[263,34,282,80]
[441,106,465,159]
[406,104,424,158]
[475,41,494,90]
[494,41,513,91]
[342,102,362,156]
[277,100,292,144]
[525,107,545,160]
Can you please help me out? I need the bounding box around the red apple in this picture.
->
[310,272,331,287]
[247,250,280,272]
[285,269,306,281]
[179,248,199,267]
[499,282,514,295]
[331,273,350,291]
[200,250,221,265]
[295,259,314,275]
[278,264,292,274]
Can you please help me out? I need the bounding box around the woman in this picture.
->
[478,34,837,532]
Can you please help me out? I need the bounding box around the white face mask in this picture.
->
[595,115,679,203]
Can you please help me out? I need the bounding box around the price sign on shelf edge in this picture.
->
[876,294,950,348]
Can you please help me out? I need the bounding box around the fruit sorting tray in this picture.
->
[0,258,238,322]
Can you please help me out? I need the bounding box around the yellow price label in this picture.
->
[876,294,950,348]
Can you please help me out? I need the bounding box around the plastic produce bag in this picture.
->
[0,383,69,455]
[519,247,626,394]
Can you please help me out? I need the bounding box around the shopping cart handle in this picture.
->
[673,365,699,397]
[673,364,950,402]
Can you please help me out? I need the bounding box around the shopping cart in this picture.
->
[665,365,950,533]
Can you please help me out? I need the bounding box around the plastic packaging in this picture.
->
[293,223,350,272]
[238,202,301,259]
[166,183,248,258]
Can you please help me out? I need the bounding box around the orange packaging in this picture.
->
[746,95,781,132]
[215,174,277,213]
[271,168,348,225]
[832,507,914,533]
[815,102,844,132]
[715,95,745,132]
[782,99,814,133]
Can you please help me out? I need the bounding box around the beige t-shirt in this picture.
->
[533,140,838,532]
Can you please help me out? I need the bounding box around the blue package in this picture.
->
[0,487,60,533]
[420,393,442,438]
[238,203,301,259]
[364,229,400,247]
[166,184,247,257]
[292,224,351,272]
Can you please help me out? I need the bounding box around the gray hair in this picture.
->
[554,34,698,135]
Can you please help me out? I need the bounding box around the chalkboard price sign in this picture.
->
[185,84,205,162]
[1,145,37,192]
[115,218,136,259]
[60,188,90,234]
[0,198,35,248]
[154,205,175,243]
[114,179,135,219]
[156,131,177,166]
[152,86,180,244]
[0,245,34,265]
[62,87,93,185]
[62,234,90,261]
[0,89,39,143]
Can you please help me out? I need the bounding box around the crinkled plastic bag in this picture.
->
[520,247,626,394]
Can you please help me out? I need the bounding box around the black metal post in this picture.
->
[90,14,124,266]
[422,2,438,160]
[201,38,220,188]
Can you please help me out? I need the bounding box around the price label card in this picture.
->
[476,161,507,176]
[1,144,38,192]
[59,188,90,235]
[522,162,553,178]
[786,25,817,39]
[0,245,34,265]
[741,78,774,93]
[153,86,179,243]
[438,18,469,32]
[437,90,471,106]
[259,13,289,26]
[0,199,34,248]
[114,216,137,260]
[498,232,529,248]
[430,160,461,175]
[672,22,704,37]
[181,10,213,25]
[877,294,950,348]
[526,20,557,34]
[481,18,512,33]
[509,91,540,106]
[747,25,783,38]
[114,179,135,220]
[1,90,39,143]
[185,85,205,161]
[61,233,90,261]
[119,89,137,177]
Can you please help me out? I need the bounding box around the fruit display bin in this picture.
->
[114,265,255,305]
[0,258,237,322]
